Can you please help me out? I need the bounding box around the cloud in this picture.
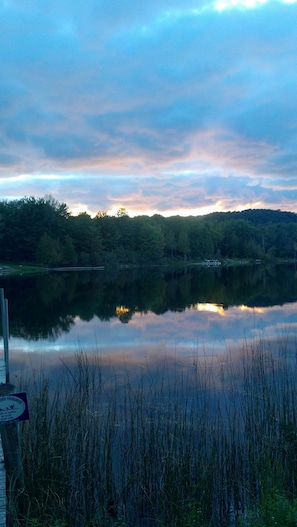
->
[1,0,297,215]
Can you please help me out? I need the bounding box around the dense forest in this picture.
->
[1,196,297,266]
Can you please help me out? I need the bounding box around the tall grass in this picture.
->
[8,334,297,526]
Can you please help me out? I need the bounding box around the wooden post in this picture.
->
[0,360,6,527]
[0,288,8,527]
[0,290,9,382]
[0,289,25,527]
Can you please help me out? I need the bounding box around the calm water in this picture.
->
[1,263,297,376]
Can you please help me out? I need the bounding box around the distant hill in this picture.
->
[205,209,297,225]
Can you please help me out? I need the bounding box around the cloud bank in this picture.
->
[1,0,297,215]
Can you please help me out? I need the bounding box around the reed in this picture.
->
[9,334,297,526]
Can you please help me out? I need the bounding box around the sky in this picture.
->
[1,0,297,217]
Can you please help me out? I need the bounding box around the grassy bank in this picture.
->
[0,264,46,276]
[8,336,297,526]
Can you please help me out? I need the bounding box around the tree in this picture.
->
[135,219,165,262]
[116,207,129,218]
[70,213,103,265]
[95,211,108,218]
[62,235,77,266]
[95,215,120,252]
[189,221,213,259]
[177,226,190,261]
[36,233,62,265]
[165,229,177,258]
[115,212,136,262]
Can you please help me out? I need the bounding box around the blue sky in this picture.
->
[1,0,297,217]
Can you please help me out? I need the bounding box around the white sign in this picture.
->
[0,393,29,424]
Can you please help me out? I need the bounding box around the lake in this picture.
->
[2,263,297,526]
[1,263,297,380]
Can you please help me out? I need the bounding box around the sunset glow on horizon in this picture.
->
[1,0,297,217]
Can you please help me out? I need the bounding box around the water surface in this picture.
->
[1,264,296,376]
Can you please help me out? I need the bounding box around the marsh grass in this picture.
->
[9,335,297,526]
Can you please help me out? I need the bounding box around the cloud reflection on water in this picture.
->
[9,300,297,375]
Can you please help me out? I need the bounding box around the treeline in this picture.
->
[1,196,297,266]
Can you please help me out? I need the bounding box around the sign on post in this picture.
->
[0,392,29,425]
[0,289,30,526]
